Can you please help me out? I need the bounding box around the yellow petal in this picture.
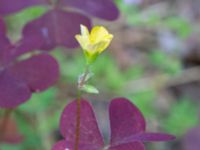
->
[80,24,89,36]
[75,35,90,50]
[90,26,110,44]
[93,39,112,53]
[104,34,113,41]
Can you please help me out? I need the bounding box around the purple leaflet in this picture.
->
[0,20,59,108]
[52,98,175,150]
[58,99,104,150]
[183,126,200,150]
[60,0,119,21]
[22,9,91,50]
[8,54,59,92]
[0,0,48,16]
[109,97,145,145]
[109,98,175,147]
[0,53,59,108]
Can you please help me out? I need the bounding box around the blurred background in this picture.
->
[1,0,200,149]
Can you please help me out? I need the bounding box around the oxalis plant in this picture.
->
[0,0,175,148]
[52,25,175,150]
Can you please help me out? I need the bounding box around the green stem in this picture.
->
[74,65,90,150]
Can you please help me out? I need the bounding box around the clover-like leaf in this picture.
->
[21,9,91,50]
[0,0,119,53]
[109,98,145,145]
[0,0,119,51]
[0,17,60,108]
[0,53,59,108]
[53,98,175,150]
[109,98,175,146]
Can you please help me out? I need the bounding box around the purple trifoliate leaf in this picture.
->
[60,0,119,21]
[109,98,175,147]
[52,98,175,150]
[109,98,146,145]
[60,99,104,150]
[8,53,59,92]
[183,126,200,150]
[0,70,31,108]
[0,17,60,108]
[22,9,91,50]
[0,0,48,16]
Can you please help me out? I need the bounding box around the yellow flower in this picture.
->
[75,24,113,64]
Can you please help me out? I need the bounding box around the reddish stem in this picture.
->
[74,98,81,150]
[74,65,90,150]
[0,109,13,140]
